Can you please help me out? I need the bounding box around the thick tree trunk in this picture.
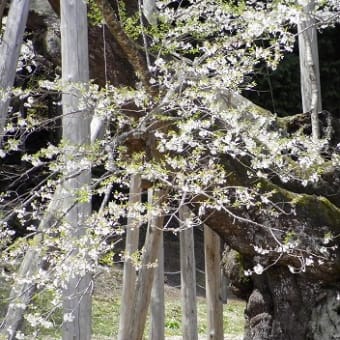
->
[243,267,340,340]
[197,92,340,340]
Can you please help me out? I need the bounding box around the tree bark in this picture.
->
[203,179,340,339]
[60,0,92,338]
[196,93,340,340]
[243,267,340,340]
[0,0,30,140]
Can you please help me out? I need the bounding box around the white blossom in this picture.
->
[253,263,264,275]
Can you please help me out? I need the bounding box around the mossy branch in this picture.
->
[258,179,340,231]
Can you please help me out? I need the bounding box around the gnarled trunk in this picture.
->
[243,267,340,340]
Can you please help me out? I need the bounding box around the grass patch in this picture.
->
[92,289,245,338]
[0,269,245,339]
[92,297,120,337]
[164,296,245,337]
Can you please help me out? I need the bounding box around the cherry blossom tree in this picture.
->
[0,1,340,339]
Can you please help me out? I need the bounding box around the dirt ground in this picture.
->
[91,336,243,340]
[166,337,243,340]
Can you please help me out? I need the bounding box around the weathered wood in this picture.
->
[297,0,322,141]
[204,225,224,340]
[220,265,228,304]
[0,187,64,339]
[0,0,103,331]
[0,24,104,337]
[149,195,165,340]
[60,0,92,338]
[142,0,158,25]
[0,251,40,339]
[117,174,142,340]
[179,206,198,340]
[0,0,7,31]
[128,188,165,340]
[0,0,30,140]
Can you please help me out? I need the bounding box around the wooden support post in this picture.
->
[204,225,224,340]
[60,0,92,338]
[128,188,165,340]
[297,0,322,141]
[180,206,198,340]
[118,174,142,340]
[149,190,165,340]
[0,0,30,140]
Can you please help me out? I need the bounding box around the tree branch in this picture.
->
[95,0,157,96]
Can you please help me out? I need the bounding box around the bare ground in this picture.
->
[166,337,243,340]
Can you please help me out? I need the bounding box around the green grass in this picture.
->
[91,290,245,338]
[0,271,245,339]
[92,297,120,338]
